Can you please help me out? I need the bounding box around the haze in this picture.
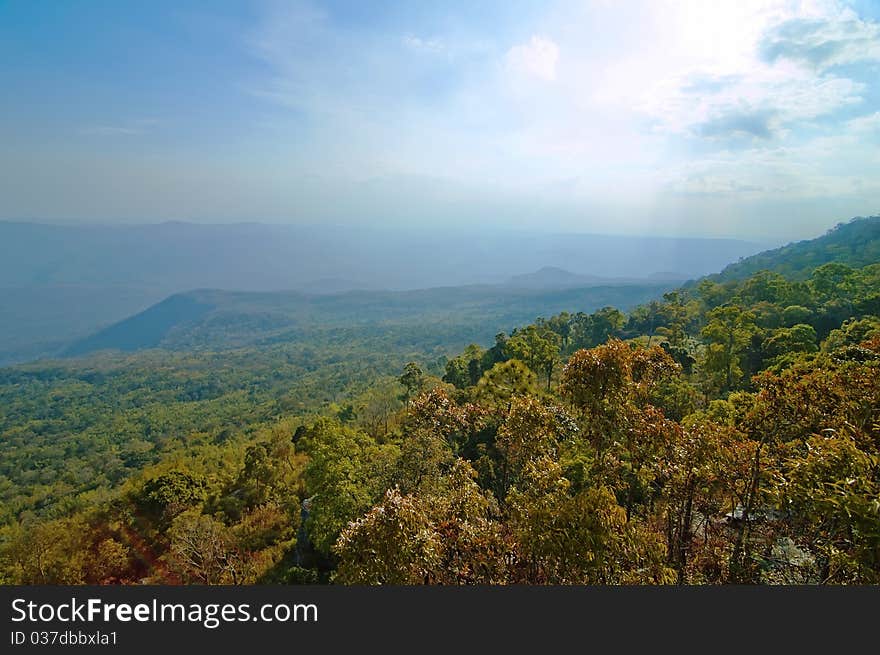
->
[2,1,879,240]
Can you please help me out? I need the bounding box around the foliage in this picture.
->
[2,220,880,585]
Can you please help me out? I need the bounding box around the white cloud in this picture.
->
[505,36,559,81]
[660,116,880,201]
[643,65,865,137]
[760,13,880,70]
[238,0,880,237]
[402,34,445,54]
[847,111,880,133]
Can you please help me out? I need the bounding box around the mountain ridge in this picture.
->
[61,283,675,358]
[505,266,686,289]
[709,215,880,282]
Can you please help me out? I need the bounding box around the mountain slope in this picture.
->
[63,283,675,357]
[64,294,216,356]
[711,215,880,281]
[0,285,163,365]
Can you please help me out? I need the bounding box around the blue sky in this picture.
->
[1,0,879,239]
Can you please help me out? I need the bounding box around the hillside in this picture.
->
[0,285,162,365]
[64,283,674,357]
[711,215,880,281]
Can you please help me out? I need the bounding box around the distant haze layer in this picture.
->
[0,221,763,292]
[0,220,763,365]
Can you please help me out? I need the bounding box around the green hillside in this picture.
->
[711,215,880,281]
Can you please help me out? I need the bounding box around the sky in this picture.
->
[1,0,879,240]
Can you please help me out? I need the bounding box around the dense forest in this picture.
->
[0,217,878,585]
[0,284,670,524]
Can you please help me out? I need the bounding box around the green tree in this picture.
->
[334,488,441,584]
[810,262,855,302]
[356,379,404,438]
[475,359,539,410]
[495,396,576,493]
[782,305,813,327]
[657,291,689,347]
[166,511,242,584]
[443,344,485,388]
[505,324,561,391]
[588,307,627,346]
[398,362,426,407]
[775,431,880,583]
[762,324,818,362]
[822,317,880,352]
[135,471,207,530]
[699,305,758,394]
[508,458,672,584]
[300,419,399,554]
[393,427,454,495]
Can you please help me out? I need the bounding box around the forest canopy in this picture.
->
[1,217,879,585]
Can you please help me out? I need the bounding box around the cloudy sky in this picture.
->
[1,0,878,239]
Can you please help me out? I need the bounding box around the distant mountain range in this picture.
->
[63,283,675,358]
[7,216,878,365]
[505,266,686,289]
[0,221,766,364]
[0,221,763,291]
[58,215,880,361]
